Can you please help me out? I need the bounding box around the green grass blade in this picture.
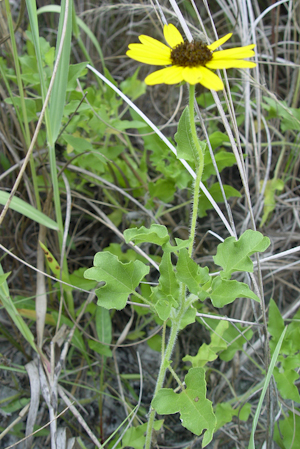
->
[48,0,73,144]
[0,267,37,352]
[248,326,287,449]
[25,0,48,102]
[0,191,59,230]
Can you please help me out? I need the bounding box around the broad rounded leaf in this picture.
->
[213,230,270,279]
[210,277,260,307]
[152,367,216,447]
[124,224,170,246]
[84,252,149,309]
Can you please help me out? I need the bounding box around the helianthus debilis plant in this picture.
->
[85,22,271,449]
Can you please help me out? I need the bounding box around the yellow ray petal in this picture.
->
[126,49,171,65]
[208,33,232,51]
[206,59,257,69]
[197,67,224,90]
[163,24,184,48]
[181,67,202,85]
[182,66,224,90]
[212,45,255,60]
[145,66,184,85]
[139,35,171,55]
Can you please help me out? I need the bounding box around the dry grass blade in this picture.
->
[25,360,40,449]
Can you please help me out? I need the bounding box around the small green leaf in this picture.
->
[198,317,240,359]
[213,230,270,279]
[61,134,94,152]
[215,403,251,430]
[148,252,180,320]
[152,368,216,447]
[95,306,112,345]
[274,413,300,449]
[152,297,174,321]
[88,339,112,357]
[260,178,284,227]
[158,253,179,298]
[268,299,285,351]
[273,367,300,402]
[179,305,196,330]
[183,343,218,367]
[198,183,241,218]
[207,131,230,151]
[149,179,176,203]
[176,248,210,295]
[120,67,147,101]
[124,224,170,246]
[203,149,236,181]
[210,320,229,352]
[84,252,149,310]
[147,334,162,352]
[209,277,260,307]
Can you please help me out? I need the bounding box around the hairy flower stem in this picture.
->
[145,283,187,449]
[188,84,205,257]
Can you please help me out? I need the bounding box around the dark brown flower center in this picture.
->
[170,41,213,67]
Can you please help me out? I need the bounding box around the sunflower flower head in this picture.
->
[126,24,256,91]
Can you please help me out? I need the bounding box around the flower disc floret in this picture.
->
[126,24,257,91]
[171,41,213,67]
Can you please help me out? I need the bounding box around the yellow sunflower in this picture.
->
[126,24,256,91]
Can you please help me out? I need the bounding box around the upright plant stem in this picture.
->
[144,317,181,449]
[188,84,205,257]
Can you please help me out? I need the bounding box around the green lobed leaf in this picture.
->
[213,230,270,279]
[119,420,164,449]
[124,224,170,246]
[200,317,253,361]
[152,367,216,447]
[84,252,149,310]
[209,277,260,308]
[176,248,210,295]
